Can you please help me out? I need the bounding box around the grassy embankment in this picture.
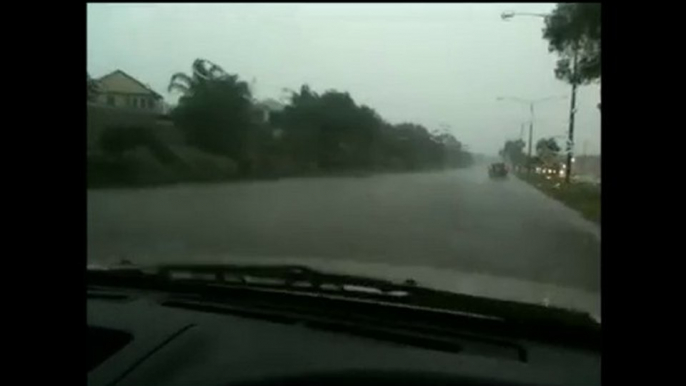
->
[516,172,600,224]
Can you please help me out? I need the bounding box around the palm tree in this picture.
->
[167,58,251,101]
[167,59,255,159]
[168,59,222,94]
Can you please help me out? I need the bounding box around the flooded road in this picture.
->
[88,167,600,295]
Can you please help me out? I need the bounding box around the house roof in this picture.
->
[97,69,163,99]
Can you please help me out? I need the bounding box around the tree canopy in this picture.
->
[500,139,527,165]
[271,84,471,172]
[169,59,255,166]
[542,3,600,85]
[271,86,375,169]
[165,58,473,178]
[536,137,562,164]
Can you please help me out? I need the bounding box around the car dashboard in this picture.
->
[88,286,600,386]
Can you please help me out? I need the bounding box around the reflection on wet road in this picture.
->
[87,167,600,294]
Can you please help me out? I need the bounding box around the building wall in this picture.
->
[96,93,162,113]
[99,71,146,93]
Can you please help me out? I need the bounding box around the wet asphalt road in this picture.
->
[87,166,600,293]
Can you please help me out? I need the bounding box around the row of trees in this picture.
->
[167,58,473,177]
[500,137,562,169]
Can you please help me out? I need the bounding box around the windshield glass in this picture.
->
[87,3,601,318]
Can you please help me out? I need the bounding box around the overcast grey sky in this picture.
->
[87,3,600,156]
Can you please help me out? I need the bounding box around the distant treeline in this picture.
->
[87,59,474,188]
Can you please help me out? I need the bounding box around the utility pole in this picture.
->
[565,46,579,183]
[519,123,525,142]
[527,103,534,175]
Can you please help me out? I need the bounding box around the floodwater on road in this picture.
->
[87,167,600,314]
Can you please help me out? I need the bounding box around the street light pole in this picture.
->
[528,103,534,175]
[497,95,566,175]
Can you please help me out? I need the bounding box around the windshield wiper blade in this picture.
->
[158,263,418,296]
[88,262,598,330]
[87,262,418,299]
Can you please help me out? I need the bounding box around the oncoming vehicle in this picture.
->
[489,162,509,179]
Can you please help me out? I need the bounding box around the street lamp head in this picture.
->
[501,11,515,20]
